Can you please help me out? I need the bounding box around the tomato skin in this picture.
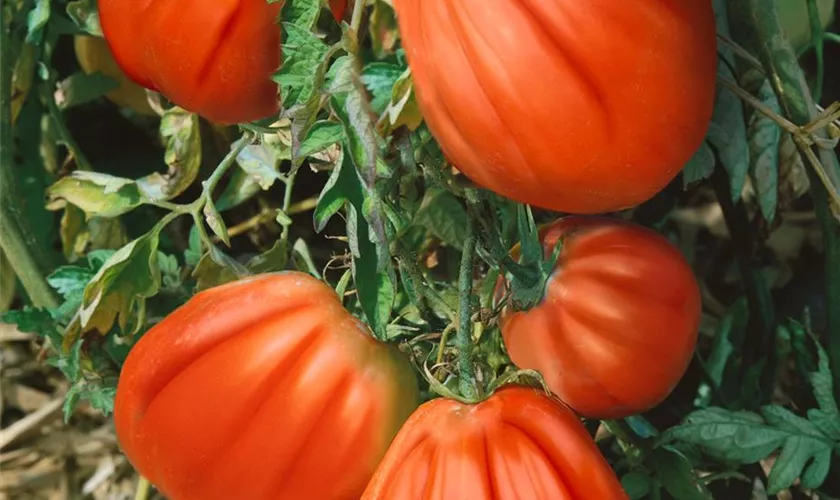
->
[500,217,701,419]
[330,0,349,21]
[392,0,717,213]
[361,385,628,500]
[114,272,420,500]
[98,0,281,124]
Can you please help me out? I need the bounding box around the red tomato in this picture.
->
[98,0,281,124]
[362,385,628,499]
[330,0,349,21]
[392,0,718,213]
[499,217,701,418]
[114,272,420,500]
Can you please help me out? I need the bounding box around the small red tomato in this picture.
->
[500,217,701,419]
[362,385,629,499]
[330,0,349,21]
[114,272,420,500]
[98,0,281,124]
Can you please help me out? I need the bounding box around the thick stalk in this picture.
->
[712,168,776,404]
[0,7,58,309]
[731,0,840,396]
[457,214,478,400]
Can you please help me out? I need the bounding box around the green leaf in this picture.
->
[246,240,288,274]
[745,75,781,223]
[47,171,144,218]
[76,224,164,339]
[66,0,102,35]
[53,339,83,381]
[158,252,182,289]
[184,225,202,268]
[191,248,242,292]
[26,0,51,43]
[683,141,715,187]
[807,334,840,440]
[652,446,713,500]
[234,142,288,190]
[361,61,405,113]
[203,200,230,247]
[299,121,343,159]
[0,307,60,346]
[156,107,202,199]
[413,188,468,250]
[707,2,749,200]
[291,238,322,278]
[276,23,331,106]
[332,84,379,176]
[313,142,364,232]
[706,298,748,387]
[57,71,119,109]
[662,406,838,494]
[281,0,321,29]
[620,473,653,500]
[63,379,116,422]
[377,68,423,135]
[0,251,16,312]
[47,264,97,323]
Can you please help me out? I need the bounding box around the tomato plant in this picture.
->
[391,0,719,214]
[98,0,282,124]
[362,385,628,499]
[4,0,840,499]
[499,217,701,418]
[114,272,420,500]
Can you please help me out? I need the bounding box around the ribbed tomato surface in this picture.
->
[362,385,628,499]
[114,272,420,500]
[393,0,717,213]
[500,217,701,418]
[98,0,281,124]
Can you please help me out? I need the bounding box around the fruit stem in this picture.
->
[0,6,59,309]
[731,0,840,400]
[133,476,150,500]
[457,210,478,400]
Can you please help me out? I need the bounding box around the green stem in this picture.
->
[0,7,58,310]
[711,167,776,404]
[806,0,825,102]
[44,83,92,171]
[350,0,365,35]
[457,215,478,401]
[732,0,840,399]
[277,169,298,268]
[825,32,840,45]
[199,131,254,204]
[133,476,150,500]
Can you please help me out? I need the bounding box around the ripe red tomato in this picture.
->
[330,0,349,21]
[499,217,701,419]
[361,385,628,499]
[114,272,420,500]
[392,0,718,213]
[98,0,281,124]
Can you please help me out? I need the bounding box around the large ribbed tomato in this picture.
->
[393,0,718,213]
[362,385,628,499]
[98,0,281,124]
[499,217,701,419]
[114,272,420,500]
